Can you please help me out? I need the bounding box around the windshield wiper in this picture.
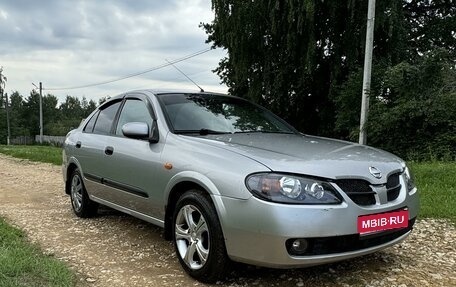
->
[174,129,232,135]
[199,128,232,135]
[234,130,295,134]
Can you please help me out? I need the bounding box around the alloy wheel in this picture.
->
[71,174,83,212]
[174,204,210,270]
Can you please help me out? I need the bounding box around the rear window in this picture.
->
[83,111,99,133]
[93,101,121,135]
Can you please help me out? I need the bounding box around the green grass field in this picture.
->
[0,218,75,287]
[0,145,62,165]
[0,145,76,286]
[410,161,456,223]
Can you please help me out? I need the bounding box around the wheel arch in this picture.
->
[163,173,224,241]
[64,158,82,195]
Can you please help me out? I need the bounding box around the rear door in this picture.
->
[76,100,122,199]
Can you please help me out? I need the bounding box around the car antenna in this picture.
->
[165,59,204,92]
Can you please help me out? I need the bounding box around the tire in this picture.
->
[172,190,231,283]
[70,168,98,218]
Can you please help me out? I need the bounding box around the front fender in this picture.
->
[163,171,223,203]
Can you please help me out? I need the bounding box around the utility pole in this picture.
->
[0,67,8,145]
[32,82,43,144]
[39,82,43,144]
[5,93,10,145]
[359,0,376,145]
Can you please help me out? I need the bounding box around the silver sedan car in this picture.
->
[62,90,419,282]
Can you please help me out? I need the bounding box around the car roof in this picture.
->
[103,89,229,102]
[140,89,227,97]
[98,89,234,110]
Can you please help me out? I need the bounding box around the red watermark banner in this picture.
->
[357,210,409,234]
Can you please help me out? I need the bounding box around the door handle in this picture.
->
[104,146,114,155]
[75,141,81,148]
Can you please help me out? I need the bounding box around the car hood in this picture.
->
[189,133,404,184]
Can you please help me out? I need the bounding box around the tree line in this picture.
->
[0,91,100,141]
[203,0,455,160]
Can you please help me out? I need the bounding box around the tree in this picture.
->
[60,96,83,119]
[203,0,456,159]
[0,88,100,139]
[21,91,41,136]
[404,0,456,61]
[81,97,97,117]
[8,91,27,138]
[203,0,408,135]
[42,94,59,134]
[0,67,6,97]
[367,50,456,160]
[0,66,6,104]
[0,98,5,145]
[85,99,97,116]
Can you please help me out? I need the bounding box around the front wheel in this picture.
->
[70,168,98,218]
[172,190,231,283]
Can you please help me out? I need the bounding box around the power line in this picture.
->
[44,48,212,91]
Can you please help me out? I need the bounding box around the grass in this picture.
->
[0,218,75,287]
[410,161,456,223]
[0,145,62,165]
[0,145,76,286]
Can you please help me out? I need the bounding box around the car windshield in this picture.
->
[157,93,296,135]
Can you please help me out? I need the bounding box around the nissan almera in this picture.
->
[62,90,419,282]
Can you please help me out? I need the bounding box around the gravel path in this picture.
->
[0,154,455,287]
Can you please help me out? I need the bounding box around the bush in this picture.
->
[335,49,456,161]
[367,50,456,160]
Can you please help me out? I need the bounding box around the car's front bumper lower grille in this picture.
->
[286,217,415,256]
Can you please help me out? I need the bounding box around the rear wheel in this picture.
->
[70,169,98,218]
[172,190,231,283]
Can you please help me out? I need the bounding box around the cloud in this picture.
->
[0,0,227,103]
[0,0,202,53]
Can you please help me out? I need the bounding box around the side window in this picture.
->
[93,101,121,135]
[116,99,153,136]
[83,111,99,133]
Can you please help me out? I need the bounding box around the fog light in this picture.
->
[291,239,308,253]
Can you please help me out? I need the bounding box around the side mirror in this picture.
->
[122,122,149,139]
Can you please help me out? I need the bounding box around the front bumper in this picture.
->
[212,185,419,268]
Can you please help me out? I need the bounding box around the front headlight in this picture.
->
[246,173,342,204]
[404,166,416,191]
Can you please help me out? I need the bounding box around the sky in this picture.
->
[0,0,228,104]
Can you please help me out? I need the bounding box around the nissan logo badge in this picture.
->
[369,166,382,179]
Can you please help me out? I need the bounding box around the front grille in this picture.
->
[335,179,376,205]
[335,173,403,206]
[386,173,401,201]
[387,186,401,201]
[387,173,400,188]
[286,218,415,256]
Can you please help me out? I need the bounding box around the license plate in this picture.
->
[357,210,409,234]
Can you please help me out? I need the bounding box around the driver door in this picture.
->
[100,94,164,218]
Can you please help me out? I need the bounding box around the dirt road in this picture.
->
[0,154,455,287]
